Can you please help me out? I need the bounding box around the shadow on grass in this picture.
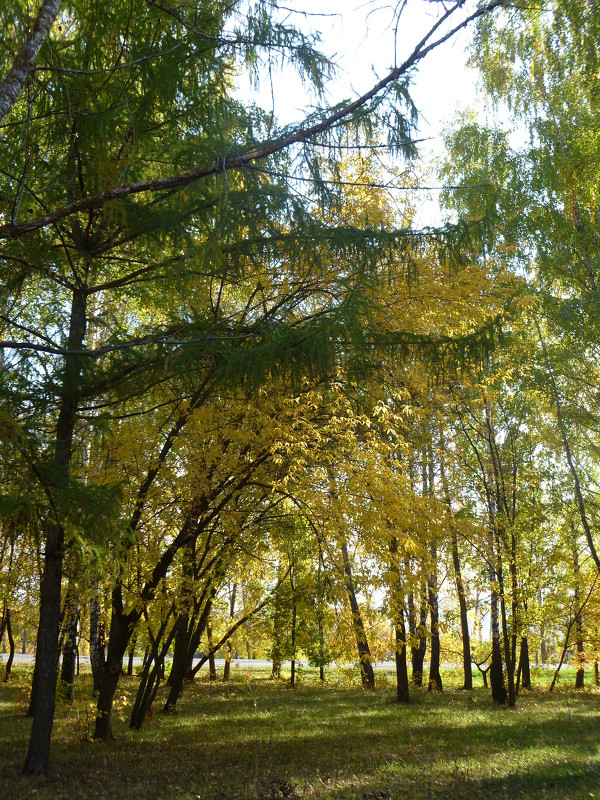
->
[1,670,600,799]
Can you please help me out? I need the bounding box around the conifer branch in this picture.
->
[0,0,508,241]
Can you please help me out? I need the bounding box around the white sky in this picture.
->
[239,0,485,224]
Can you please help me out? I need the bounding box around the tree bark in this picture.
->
[223,582,236,681]
[408,586,427,686]
[24,286,87,774]
[517,636,531,690]
[427,548,443,693]
[59,597,80,701]
[490,583,507,704]
[451,531,472,689]
[0,0,62,124]
[89,584,104,693]
[2,608,15,681]
[341,539,375,690]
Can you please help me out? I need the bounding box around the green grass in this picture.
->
[1,665,600,799]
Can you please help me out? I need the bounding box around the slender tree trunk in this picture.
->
[59,598,80,701]
[427,549,443,693]
[408,586,427,686]
[89,585,104,693]
[2,608,15,681]
[341,539,375,689]
[127,637,137,677]
[223,582,236,681]
[290,602,297,688]
[207,623,217,681]
[451,531,472,689]
[574,544,585,689]
[390,537,409,703]
[490,583,507,704]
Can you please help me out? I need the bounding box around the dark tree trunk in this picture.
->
[518,636,531,690]
[59,599,80,701]
[408,586,427,686]
[341,539,375,689]
[127,637,137,677]
[223,582,236,681]
[89,585,104,693]
[389,537,408,702]
[23,522,64,772]
[131,613,176,729]
[23,286,87,775]
[2,607,15,681]
[574,544,585,689]
[490,584,507,704]
[271,578,283,679]
[93,594,134,741]
[440,441,472,690]
[290,598,297,688]
[427,552,443,693]
[207,623,217,681]
[451,531,472,689]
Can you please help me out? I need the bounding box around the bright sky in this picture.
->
[239,1,484,224]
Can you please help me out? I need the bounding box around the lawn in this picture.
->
[1,665,599,799]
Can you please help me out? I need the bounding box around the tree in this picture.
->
[0,0,512,773]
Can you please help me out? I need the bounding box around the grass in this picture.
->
[1,665,600,799]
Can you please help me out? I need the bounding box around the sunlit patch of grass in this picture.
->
[1,665,600,799]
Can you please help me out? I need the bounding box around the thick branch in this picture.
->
[0,0,62,124]
[0,0,507,240]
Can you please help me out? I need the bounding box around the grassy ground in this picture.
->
[1,665,599,799]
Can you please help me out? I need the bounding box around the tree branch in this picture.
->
[0,0,507,241]
[0,0,62,124]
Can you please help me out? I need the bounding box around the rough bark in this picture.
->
[24,286,86,775]
[59,598,80,701]
[0,0,62,124]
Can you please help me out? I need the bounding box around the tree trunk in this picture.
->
[89,585,104,693]
[290,601,297,688]
[93,594,134,741]
[390,537,409,704]
[2,607,15,681]
[408,588,423,686]
[451,531,472,689]
[518,636,531,690]
[489,583,507,704]
[206,623,217,681]
[574,544,585,689]
[59,598,80,701]
[427,550,443,693]
[223,582,236,681]
[24,286,87,775]
[341,539,375,690]
[127,637,137,677]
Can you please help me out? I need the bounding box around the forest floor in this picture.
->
[0,664,599,799]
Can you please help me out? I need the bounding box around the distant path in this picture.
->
[2,653,402,671]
